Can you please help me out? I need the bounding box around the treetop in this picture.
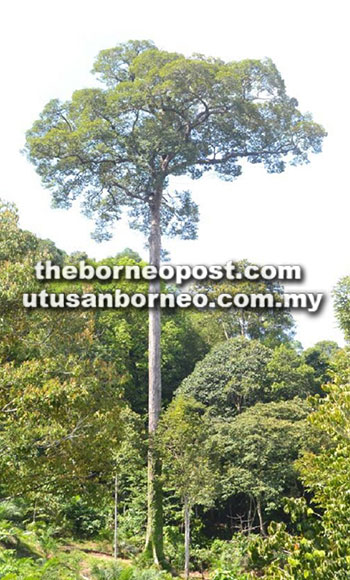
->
[24,40,326,241]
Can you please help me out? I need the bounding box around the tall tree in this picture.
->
[24,40,326,563]
[91,255,207,413]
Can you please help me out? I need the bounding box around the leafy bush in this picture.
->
[0,520,41,558]
[162,521,211,572]
[162,526,184,570]
[0,500,29,524]
[205,537,250,579]
[27,522,60,558]
[90,562,173,580]
[91,561,125,580]
[210,571,240,580]
[0,549,81,579]
[62,496,109,539]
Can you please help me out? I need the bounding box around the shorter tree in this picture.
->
[266,344,317,399]
[303,340,340,394]
[179,337,272,415]
[111,407,147,558]
[247,348,350,578]
[297,348,350,568]
[211,399,309,534]
[0,354,125,508]
[158,396,217,579]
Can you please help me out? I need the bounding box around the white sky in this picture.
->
[1,0,349,348]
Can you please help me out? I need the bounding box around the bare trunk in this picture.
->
[145,191,164,565]
[257,497,265,536]
[32,499,37,523]
[247,495,253,535]
[240,311,247,337]
[184,496,191,580]
[114,473,118,559]
[222,321,229,340]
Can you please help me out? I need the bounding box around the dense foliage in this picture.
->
[24,41,325,242]
[1,198,346,578]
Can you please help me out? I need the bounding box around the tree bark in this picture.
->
[247,495,253,535]
[114,473,118,559]
[144,191,164,565]
[222,321,229,341]
[240,311,247,337]
[184,496,191,580]
[257,497,266,536]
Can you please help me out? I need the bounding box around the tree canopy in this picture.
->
[24,40,326,243]
[179,337,318,416]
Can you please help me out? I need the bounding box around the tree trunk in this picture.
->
[240,311,247,337]
[247,495,253,535]
[222,321,229,340]
[257,497,266,536]
[184,496,191,580]
[114,473,118,559]
[32,499,37,523]
[144,191,164,565]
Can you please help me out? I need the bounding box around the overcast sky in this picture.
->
[1,0,349,348]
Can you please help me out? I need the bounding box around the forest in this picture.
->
[1,40,350,579]
[2,198,350,579]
